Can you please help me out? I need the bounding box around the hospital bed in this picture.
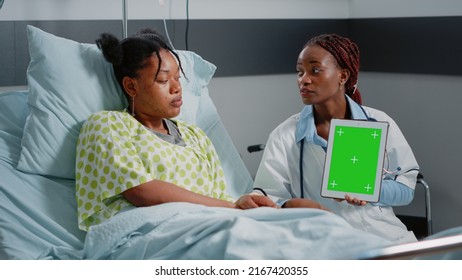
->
[1,25,461,260]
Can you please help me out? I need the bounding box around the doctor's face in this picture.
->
[296,45,345,105]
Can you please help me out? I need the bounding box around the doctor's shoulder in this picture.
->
[267,113,299,141]
[361,106,399,126]
[361,106,411,144]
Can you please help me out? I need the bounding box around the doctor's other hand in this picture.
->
[282,198,330,211]
[234,194,278,209]
[334,195,367,206]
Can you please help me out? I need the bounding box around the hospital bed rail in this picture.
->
[359,234,462,259]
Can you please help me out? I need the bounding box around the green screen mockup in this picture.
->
[321,119,388,202]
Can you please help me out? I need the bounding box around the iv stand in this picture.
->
[122,0,128,38]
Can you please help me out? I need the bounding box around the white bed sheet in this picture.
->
[0,91,85,259]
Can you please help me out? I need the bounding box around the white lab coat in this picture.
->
[254,96,419,244]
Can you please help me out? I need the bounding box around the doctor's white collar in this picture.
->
[295,94,369,143]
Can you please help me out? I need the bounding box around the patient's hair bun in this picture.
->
[96,33,123,66]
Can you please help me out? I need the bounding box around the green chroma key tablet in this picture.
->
[321,119,389,203]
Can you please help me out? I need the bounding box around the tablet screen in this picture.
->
[321,119,389,202]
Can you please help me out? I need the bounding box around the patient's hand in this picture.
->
[282,198,330,211]
[234,194,277,209]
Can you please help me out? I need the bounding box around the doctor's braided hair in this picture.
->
[96,28,184,97]
[305,34,362,105]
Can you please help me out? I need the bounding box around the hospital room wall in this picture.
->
[1,0,461,234]
[342,1,462,236]
[349,1,462,235]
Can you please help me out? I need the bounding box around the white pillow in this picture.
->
[17,26,127,178]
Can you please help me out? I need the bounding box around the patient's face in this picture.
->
[133,50,183,121]
[296,45,345,105]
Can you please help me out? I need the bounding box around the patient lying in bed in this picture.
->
[76,29,304,231]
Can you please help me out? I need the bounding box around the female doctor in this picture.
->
[254,34,420,243]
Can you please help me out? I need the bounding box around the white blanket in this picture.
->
[79,203,392,259]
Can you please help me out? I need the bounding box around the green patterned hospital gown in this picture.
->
[76,111,234,231]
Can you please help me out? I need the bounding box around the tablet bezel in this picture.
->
[320,119,389,203]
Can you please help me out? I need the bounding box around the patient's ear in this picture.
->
[123,76,137,97]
